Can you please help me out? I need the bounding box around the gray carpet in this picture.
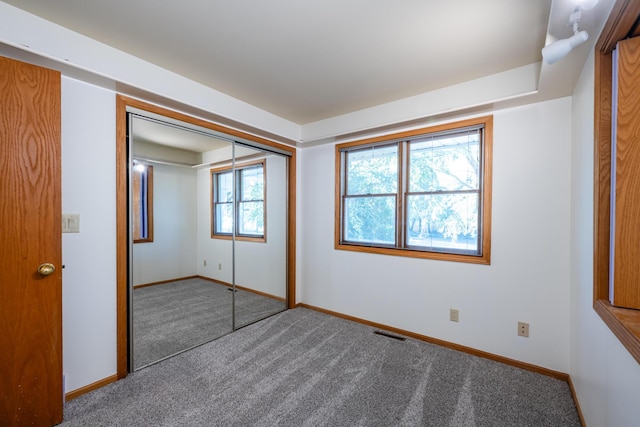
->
[133,278,286,369]
[64,308,580,426]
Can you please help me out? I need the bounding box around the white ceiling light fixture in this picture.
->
[542,0,599,65]
[133,161,146,172]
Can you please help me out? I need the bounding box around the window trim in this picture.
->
[211,159,266,243]
[334,116,493,264]
[593,0,640,364]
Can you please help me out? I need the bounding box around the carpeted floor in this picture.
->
[64,307,580,426]
[133,278,286,368]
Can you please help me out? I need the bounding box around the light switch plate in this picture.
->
[62,214,80,233]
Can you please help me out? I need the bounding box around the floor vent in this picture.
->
[373,330,406,341]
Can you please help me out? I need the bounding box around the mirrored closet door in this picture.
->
[128,111,289,370]
[227,143,288,329]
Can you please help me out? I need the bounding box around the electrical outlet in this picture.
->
[450,308,459,323]
[203,260,207,267]
[218,263,222,270]
[518,321,529,337]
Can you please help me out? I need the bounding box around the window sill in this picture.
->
[335,242,490,265]
[211,234,266,243]
[594,299,640,364]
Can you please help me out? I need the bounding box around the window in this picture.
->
[336,116,492,264]
[133,163,153,243]
[211,160,265,241]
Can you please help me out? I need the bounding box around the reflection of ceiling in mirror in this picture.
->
[132,116,229,153]
[131,113,278,169]
[133,140,201,166]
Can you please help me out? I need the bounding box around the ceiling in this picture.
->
[1,0,614,143]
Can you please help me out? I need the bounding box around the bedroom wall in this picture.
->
[300,97,572,373]
[569,50,640,427]
[61,76,117,393]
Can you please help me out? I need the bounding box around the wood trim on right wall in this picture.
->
[593,0,640,365]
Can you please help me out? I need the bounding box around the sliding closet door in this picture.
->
[129,114,234,370]
[231,145,289,328]
[122,99,294,372]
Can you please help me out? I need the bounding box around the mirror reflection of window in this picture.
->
[211,160,265,241]
[214,170,234,234]
[133,162,154,243]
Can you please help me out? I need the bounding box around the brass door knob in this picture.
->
[37,263,56,276]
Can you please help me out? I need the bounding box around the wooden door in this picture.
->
[0,56,62,425]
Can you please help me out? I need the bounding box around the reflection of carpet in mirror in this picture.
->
[133,277,286,369]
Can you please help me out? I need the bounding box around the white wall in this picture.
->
[132,163,197,286]
[570,51,640,427]
[61,77,117,393]
[300,98,572,372]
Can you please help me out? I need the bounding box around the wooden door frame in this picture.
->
[115,95,297,377]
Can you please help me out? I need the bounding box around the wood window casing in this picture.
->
[593,0,640,364]
[335,116,493,265]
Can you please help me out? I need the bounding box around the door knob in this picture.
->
[37,263,56,276]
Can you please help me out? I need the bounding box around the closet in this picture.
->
[116,97,296,371]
